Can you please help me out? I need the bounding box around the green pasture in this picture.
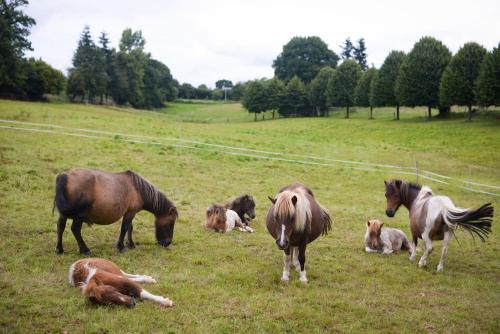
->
[0,100,499,333]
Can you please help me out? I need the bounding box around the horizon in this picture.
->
[25,0,500,88]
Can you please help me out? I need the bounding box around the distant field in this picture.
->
[0,99,499,333]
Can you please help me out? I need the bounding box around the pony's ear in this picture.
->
[384,180,388,186]
[380,222,384,228]
[291,195,297,206]
[267,196,276,204]
[367,221,371,226]
[169,207,178,217]
[395,180,402,189]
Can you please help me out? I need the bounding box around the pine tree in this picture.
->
[353,38,368,70]
[341,38,354,59]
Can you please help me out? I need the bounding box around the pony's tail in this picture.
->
[443,202,493,242]
[54,173,91,218]
[318,202,332,235]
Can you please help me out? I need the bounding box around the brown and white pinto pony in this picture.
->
[69,258,173,307]
[266,183,332,283]
[384,179,493,272]
[54,168,178,255]
[205,204,253,233]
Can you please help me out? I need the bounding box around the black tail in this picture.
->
[446,203,494,242]
[53,173,91,218]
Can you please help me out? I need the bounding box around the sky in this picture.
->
[25,0,500,88]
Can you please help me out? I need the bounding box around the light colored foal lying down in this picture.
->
[365,219,410,255]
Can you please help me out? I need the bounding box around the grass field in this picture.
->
[0,99,499,333]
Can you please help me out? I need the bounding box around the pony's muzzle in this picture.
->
[386,209,395,217]
[158,239,172,247]
[276,238,288,250]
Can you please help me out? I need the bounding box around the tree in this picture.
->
[178,83,196,99]
[143,58,174,108]
[395,36,451,119]
[370,51,406,120]
[353,38,368,70]
[229,82,246,101]
[327,60,362,118]
[211,88,224,100]
[22,58,65,100]
[475,43,500,107]
[0,0,35,95]
[98,32,112,102]
[242,80,268,121]
[195,84,211,99]
[355,67,377,118]
[273,36,339,83]
[119,28,145,53]
[266,77,285,119]
[340,38,354,59]
[308,66,335,116]
[439,42,487,120]
[215,79,233,89]
[279,75,309,117]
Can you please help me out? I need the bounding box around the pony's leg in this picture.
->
[292,247,301,271]
[127,223,135,249]
[90,284,136,308]
[56,215,67,254]
[418,232,433,268]
[365,246,378,253]
[120,271,156,284]
[437,230,452,272]
[281,247,291,281]
[409,236,418,261]
[139,289,174,307]
[71,219,91,255]
[117,213,135,252]
[298,244,307,283]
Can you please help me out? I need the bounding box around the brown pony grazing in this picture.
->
[69,258,173,307]
[225,194,256,226]
[54,168,178,255]
[266,183,332,283]
[384,179,493,272]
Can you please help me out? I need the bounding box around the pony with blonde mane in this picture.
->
[266,183,332,283]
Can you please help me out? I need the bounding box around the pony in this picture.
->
[384,179,493,271]
[69,258,173,307]
[364,219,410,255]
[225,194,256,226]
[205,204,253,233]
[54,168,178,255]
[266,183,332,283]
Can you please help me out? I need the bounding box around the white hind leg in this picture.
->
[437,230,452,272]
[418,232,433,268]
[121,271,157,284]
[139,289,173,307]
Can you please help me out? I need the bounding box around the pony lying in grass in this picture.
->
[69,258,173,308]
[205,204,254,233]
[266,183,332,283]
[54,168,178,255]
[364,219,410,255]
[225,194,256,226]
[384,179,493,272]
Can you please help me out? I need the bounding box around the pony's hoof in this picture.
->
[436,264,444,272]
[127,297,136,308]
[56,248,64,255]
[281,275,289,282]
[160,298,173,307]
[80,249,92,256]
[299,277,308,284]
[409,255,416,261]
[127,242,136,249]
[418,260,427,268]
[116,245,126,253]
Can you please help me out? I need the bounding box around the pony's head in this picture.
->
[268,190,311,250]
[155,206,178,247]
[366,219,383,250]
[233,195,256,219]
[206,204,227,233]
[384,179,403,217]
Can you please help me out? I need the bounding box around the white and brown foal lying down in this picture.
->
[364,219,410,255]
[205,204,254,233]
[69,258,173,308]
[384,179,493,272]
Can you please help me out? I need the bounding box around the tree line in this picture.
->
[242,36,500,120]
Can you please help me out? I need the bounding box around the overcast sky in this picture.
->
[25,0,499,88]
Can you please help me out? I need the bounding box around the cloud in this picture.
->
[25,0,500,88]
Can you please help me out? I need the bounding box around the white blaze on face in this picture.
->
[279,224,286,247]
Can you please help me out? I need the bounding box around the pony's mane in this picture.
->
[397,180,423,204]
[273,190,311,232]
[126,171,174,215]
